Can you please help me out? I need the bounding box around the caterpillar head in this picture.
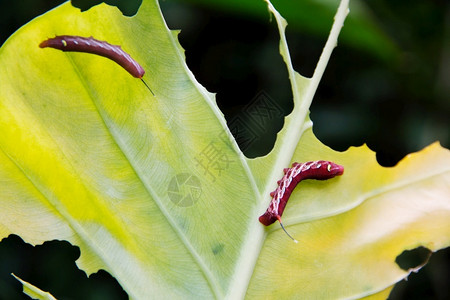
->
[314,161,344,179]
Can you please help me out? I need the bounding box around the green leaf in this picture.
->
[0,0,448,299]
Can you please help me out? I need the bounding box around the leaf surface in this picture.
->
[12,274,57,300]
[0,0,448,299]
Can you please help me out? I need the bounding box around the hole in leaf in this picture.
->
[390,247,450,300]
[0,234,128,299]
[71,0,142,16]
[395,246,431,271]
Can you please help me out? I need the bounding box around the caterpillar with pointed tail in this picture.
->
[259,160,344,243]
[39,35,154,95]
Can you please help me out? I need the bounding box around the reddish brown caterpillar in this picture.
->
[39,35,154,95]
[259,160,344,242]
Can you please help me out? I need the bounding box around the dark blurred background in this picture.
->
[0,0,448,299]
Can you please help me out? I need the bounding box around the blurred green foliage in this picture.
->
[158,0,449,165]
[0,0,448,299]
